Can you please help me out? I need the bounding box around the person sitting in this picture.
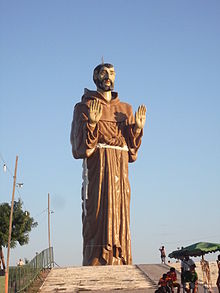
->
[167,267,181,293]
[157,273,171,293]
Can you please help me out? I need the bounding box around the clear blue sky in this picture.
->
[0,0,220,266]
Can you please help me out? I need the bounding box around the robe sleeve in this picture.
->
[125,107,143,163]
[70,103,99,159]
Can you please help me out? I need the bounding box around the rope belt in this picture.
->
[96,143,128,151]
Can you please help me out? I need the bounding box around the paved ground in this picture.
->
[39,264,218,293]
[138,264,218,293]
[137,263,170,286]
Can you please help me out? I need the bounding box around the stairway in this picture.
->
[38,263,218,293]
[39,265,156,292]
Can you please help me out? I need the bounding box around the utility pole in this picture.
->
[48,193,51,251]
[5,155,18,293]
[48,193,52,267]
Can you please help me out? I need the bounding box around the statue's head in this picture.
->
[93,63,116,92]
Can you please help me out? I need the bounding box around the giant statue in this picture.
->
[70,63,146,265]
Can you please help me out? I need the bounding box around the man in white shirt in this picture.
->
[181,256,196,292]
[17,258,24,266]
[181,255,195,272]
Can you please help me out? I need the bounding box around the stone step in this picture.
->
[39,263,219,292]
[39,265,155,292]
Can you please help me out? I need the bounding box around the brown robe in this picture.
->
[70,89,143,265]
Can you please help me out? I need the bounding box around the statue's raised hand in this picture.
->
[89,99,103,126]
[135,105,146,132]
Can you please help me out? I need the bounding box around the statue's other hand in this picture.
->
[135,105,146,131]
[89,99,103,126]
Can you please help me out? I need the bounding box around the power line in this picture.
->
[1,152,55,225]
[34,208,48,219]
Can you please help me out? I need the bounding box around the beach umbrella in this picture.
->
[168,242,220,259]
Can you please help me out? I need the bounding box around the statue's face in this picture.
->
[96,66,116,92]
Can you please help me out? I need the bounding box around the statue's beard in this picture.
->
[97,78,114,92]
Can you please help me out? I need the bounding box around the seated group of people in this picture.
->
[156,267,181,293]
[156,256,198,293]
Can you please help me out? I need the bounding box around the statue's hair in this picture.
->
[93,63,114,84]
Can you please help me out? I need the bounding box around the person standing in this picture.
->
[181,256,195,292]
[71,63,146,265]
[17,258,24,266]
[159,246,166,264]
[189,264,198,293]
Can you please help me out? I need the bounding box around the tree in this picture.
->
[0,199,38,270]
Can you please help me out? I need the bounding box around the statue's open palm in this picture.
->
[135,105,146,130]
[89,99,103,125]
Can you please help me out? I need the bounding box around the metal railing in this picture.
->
[8,247,54,293]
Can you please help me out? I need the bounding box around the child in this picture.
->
[167,267,180,293]
[157,273,171,293]
[189,264,198,293]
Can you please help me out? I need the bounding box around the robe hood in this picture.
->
[81,88,120,106]
[79,88,132,123]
